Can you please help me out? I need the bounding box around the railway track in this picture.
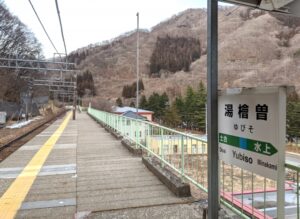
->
[0,109,67,162]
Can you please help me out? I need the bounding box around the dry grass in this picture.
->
[72,6,300,100]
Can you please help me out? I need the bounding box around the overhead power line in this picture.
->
[225,6,240,16]
[28,0,60,55]
[219,6,240,23]
[55,0,68,58]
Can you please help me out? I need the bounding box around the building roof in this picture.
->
[122,111,147,120]
[113,106,153,114]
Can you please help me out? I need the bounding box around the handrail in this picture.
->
[88,107,300,219]
[285,162,300,172]
[90,108,206,142]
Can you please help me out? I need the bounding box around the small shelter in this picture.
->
[113,106,154,121]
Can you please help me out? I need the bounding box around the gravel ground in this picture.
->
[0,109,66,162]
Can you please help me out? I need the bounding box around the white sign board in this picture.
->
[218,87,286,180]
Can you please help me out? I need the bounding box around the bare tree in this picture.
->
[0,1,43,102]
[90,98,113,112]
[0,1,42,58]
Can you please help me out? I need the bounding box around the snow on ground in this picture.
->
[6,116,43,129]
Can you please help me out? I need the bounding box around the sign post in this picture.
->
[218,86,286,218]
[207,0,219,218]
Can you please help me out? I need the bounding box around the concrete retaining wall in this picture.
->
[142,156,191,197]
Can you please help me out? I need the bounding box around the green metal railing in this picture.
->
[88,107,300,219]
[285,162,300,219]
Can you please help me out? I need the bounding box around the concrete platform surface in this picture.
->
[0,112,199,219]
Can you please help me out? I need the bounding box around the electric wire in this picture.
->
[28,0,60,55]
[219,6,240,23]
[55,0,68,58]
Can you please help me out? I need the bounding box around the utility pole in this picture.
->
[136,12,139,114]
[73,72,77,120]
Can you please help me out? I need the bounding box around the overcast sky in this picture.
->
[4,0,230,58]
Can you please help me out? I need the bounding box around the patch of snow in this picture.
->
[5,116,43,129]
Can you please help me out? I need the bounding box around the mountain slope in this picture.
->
[69,6,300,101]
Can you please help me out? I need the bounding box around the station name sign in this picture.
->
[218,87,286,180]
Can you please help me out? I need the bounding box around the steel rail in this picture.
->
[0,109,67,152]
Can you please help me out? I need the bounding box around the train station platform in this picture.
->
[0,112,201,219]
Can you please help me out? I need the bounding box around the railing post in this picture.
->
[297,169,299,219]
[106,113,108,127]
[136,120,140,149]
[107,114,109,127]
[109,114,111,128]
[113,116,115,131]
[116,116,118,132]
[124,118,126,137]
[113,115,115,130]
[147,124,150,156]
[160,128,164,168]
[120,117,122,135]
[150,125,153,154]
[181,135,184,178]
[124,117,126,136]
[120,117,122,134]
[120,117,123,136]
[125,118,127,137]
[110,115,112,129]
[130,119,132,143]
[111,115,113,130]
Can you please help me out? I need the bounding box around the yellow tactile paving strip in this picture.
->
[0,112,72,219]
